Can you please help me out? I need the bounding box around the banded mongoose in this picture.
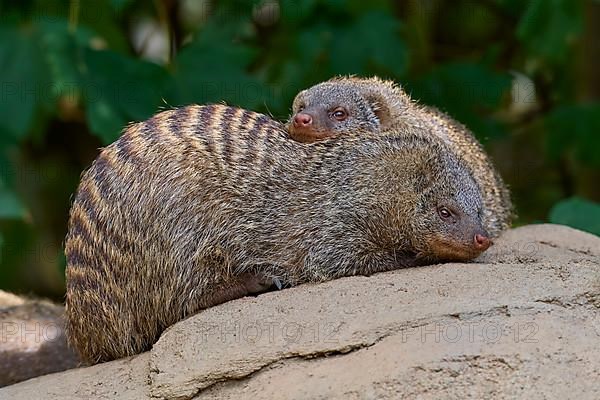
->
[65,104,490,363]
[0,291,80,386]
[288,76,512,237]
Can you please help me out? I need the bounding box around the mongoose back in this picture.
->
[289,76,512,237]
[65,104,490,363]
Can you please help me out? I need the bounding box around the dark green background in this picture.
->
[1,0,599,300]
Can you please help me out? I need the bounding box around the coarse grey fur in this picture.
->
[289,76,513,237]
[65,104,487,363]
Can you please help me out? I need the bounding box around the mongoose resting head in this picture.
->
[288,76,409,143]
[367,134,492,262]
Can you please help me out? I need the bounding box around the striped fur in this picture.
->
[65,104,487,363]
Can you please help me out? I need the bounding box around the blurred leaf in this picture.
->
[86,98,128,144]
[408,62,511,140]
[82,48,169,143]
[494,0,532,17]
[109,0,134,12]
[77,0,130,52]
[0,188,27,220]
[279,0,319,23]
[517,0,583,63]
[169,19,267,109]
[331,11,408,76]
[545,103,600,167]
[0,25,45,142]
[549,197,600,236]
[38,19,94,100]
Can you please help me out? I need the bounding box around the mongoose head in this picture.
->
[288,76,409,143]
[289,81,383,142]
[408,141,491,261]
[363,134,492,263]
[419,182,492,262]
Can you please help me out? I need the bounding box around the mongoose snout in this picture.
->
[290,108,334,142]
[293,112,312,127]
[474,233,492,251]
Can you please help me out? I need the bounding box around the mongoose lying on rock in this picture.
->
[289,76,512,237]
[65,104,490,363]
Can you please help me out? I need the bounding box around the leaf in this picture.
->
[0,24,44,142]
[330,11,408,76]
[77,0,130,52]
[82,48,169,143]
[109,0,134,12]
[86,98,128,144]
[37,18,94,100]
[545,103,600,166]
[408,63,512,140]
[168,18,268,110]
[279,0,319,23]
[0,188,27,220]
[549,197,600,237]
[516,0,583,63]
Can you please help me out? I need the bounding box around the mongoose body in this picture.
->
[289,77,512,237]
[0,291,80,386]
[65,104,489,363]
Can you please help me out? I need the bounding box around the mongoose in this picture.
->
[288,76,512,237]
[65,104,490,363]
[0,291,80,386]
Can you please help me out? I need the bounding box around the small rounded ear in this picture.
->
[362,91,393,129]
[352,78,406,130]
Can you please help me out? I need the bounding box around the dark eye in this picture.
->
[297,105,305,112]
[331,108,348,121]
[438,207,453,220]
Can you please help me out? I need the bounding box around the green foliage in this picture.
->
[83,48,168,143]
[0,189,27,220]
[545,103,600,167]
[0,24,44,143]
[169,18,265,109]
[0,0,598,298]
[408,63,512,140]
[328,11,408,76]
[517,0,583,64]
[549,197,600,236]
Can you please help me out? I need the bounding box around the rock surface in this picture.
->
[0,293,80,387]
[1,224,599,399]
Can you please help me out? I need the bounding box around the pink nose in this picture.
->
[293,113,312,127]
[474,234,491,251]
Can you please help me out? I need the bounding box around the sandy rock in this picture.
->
[1,224,599,399]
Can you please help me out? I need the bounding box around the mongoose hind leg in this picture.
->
[194,272,276,310]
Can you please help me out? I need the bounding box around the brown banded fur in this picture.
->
[290,76,513,237]
[65,104,487,363]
